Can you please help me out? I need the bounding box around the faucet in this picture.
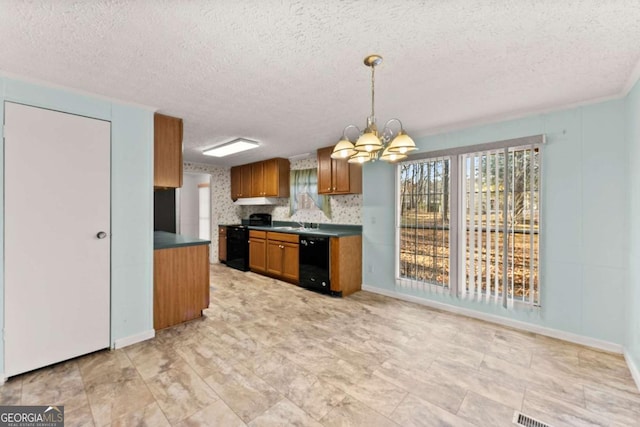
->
[296,220,306,230]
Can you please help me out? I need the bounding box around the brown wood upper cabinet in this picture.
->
[154,113,183,189]
[230,164,252,199]
[230,158,290,200]
[317,146,362,195]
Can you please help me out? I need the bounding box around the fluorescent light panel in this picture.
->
[203,138,259,157]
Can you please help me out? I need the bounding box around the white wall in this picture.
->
[183,162,242,262]
[178,172,210,239]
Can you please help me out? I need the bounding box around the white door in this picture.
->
[4,102,111,377]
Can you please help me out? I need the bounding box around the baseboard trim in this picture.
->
[624,350,640,392]
[113,329,155,349]
[362,284,623,354]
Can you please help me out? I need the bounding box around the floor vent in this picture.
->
[513,411,552,427]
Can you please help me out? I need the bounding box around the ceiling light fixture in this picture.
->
[332,55,417,163]
[203,138,260,157]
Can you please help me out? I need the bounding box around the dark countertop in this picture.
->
[247,223,362,237]
[154,231,211,249]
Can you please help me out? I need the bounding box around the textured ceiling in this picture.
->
[1,1,640,166]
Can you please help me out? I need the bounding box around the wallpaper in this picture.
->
[242,157,362,224]
[183,157,362,262]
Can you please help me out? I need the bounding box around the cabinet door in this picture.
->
[266,240,284,276]
[281,242,299,283]
[333,157,352,193]
[263,159,279,196]
[241,164,252,198]
[154,114,183,188]
[230,166,241,200]
[218,227,227,261]
[317,146,333,194]
[249,237,267,273]
[251,162,265,196]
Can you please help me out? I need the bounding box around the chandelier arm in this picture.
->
[383,118,405,133]
[378,119,403,146]
[342,124,361,141]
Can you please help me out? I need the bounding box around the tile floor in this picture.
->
[1,264,639,426]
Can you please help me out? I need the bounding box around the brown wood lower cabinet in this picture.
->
[266,232,299,283]
[249,230,267,273]
[154,244,210,330]
[246,229,362,296]
[250,230,299,283]
[330,235,362,297]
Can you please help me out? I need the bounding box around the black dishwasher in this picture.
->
[226,225,250,271]
[299,235,330,293]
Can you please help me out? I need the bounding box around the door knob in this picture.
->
[96,231,107,239]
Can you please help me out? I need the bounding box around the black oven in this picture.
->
[299,235,330,293]
[225,213,271,272]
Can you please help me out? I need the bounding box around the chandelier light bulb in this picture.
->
[355,131,382,153]
[331,138,357,159]
[386,132,417,154]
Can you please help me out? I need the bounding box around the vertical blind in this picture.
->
[460,146,540,307]
[396,137,542,308]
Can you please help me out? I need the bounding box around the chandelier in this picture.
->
[331,54,417,163]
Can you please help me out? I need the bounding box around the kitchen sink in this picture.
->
[271,226,305,231]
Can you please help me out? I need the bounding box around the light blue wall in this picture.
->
[363,99,628,345]
[110,104,154,341]
[626,79,640,370]
[0,77,154,373]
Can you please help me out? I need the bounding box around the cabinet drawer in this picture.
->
[249,230,267,239]
[266,232,299,243]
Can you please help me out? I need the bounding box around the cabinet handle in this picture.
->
[327,187,331,191]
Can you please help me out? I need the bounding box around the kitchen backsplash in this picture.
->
[184,157,362,261]
[241,193,362,225]
[185,157,362,225]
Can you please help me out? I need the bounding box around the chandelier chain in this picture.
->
[370,64,376,120]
